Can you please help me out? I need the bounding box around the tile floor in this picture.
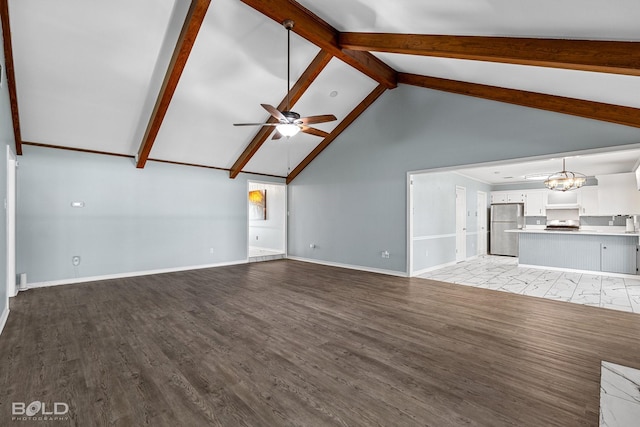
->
[600,361,640,426]
[418,255,640,313]
[248,247,285,262]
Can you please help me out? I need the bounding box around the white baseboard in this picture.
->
[519,264,639,279]
[24,259,248,290]
[287,256,408,278]
[411,261,457,277]
[0,307,9,337]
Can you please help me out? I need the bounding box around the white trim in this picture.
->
[6,145,17,298]
[0,307,9,336]
[406,172,413,276]
[288,256,408,278]
[413,232,481,241]
[413,233,456,241]
[412,261,457,277]
[519,264,640,280]
[23,260,248,290]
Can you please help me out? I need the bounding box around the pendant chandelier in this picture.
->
[544,158,586,192]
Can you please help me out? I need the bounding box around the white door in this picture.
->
[477,191,487,256]
[6,146,16,297]
[455,186,467,262]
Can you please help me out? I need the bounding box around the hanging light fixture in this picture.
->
[544,158,587,192]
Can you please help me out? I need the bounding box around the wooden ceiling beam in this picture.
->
[239,0,397,88]
[340,33,640,76]
[1,0,23,155]
[398,73,640,129]
[229,50,332,179]
[286,84,387,184]
[136,0,210,168]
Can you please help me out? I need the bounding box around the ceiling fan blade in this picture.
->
[233,123,279,127]
[301,125,329,138]
[261,104,287,122]
[272,130,283,140]
[298,114,337,125]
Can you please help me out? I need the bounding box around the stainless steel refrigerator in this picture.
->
[490,203,524,256]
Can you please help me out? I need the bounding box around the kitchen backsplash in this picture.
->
[525,217,545,226]
[524,216,630,226]
[580,216,630,226]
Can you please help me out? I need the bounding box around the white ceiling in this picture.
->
[7,0,640,178]
[458,146,640,185]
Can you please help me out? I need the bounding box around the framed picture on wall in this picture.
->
[249,189,267,220]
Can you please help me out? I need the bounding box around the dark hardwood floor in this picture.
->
[1,259,640,426]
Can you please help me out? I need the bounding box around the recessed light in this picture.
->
[524,173,551,181]
[503,176,513,179]
[329,91,338,98]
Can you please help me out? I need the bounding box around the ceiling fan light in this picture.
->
[276,123,300,137]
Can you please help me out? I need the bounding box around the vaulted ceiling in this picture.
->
[2,0,639,183]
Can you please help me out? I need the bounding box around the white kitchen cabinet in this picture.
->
[524,191,546,216]
[578,186,599,216]
[597,173,640,215]
[490,192,508,204]
[490,191,525,204]
[507,192,526,203]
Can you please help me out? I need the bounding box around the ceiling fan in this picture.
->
[233,19,337,139]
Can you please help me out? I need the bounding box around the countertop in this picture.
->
[505,228,640,237]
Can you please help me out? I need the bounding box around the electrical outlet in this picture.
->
[72,256,81,266]
[425,250,429,257]
[209,248,214,254]
[381,250,390,259]
[309,243,316,249]
[609,220,614,226]
[536,220,541,225]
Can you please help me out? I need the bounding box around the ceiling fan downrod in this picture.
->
[283,19,294,112]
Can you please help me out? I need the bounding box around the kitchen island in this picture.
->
[505,229,639,275]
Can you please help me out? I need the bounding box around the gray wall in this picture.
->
[287,84,640,274]
[0,21,13,318]
[17,146,283,283]
[412,172,491,272]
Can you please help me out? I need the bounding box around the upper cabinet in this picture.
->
[597,173,640,216]
[490,191,525,204]
[490,192,508,204]
[577,186,599,216]
[507,192,526,203]
[524,190,547,216]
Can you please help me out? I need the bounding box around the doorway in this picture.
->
[247,181,286,261]
[455,186,467,262]
[477,191,487,256]
[6,146,16,297]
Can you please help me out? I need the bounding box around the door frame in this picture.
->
[6,145,17,297]
[406,173,414,276]
[455,186,467,263]
[247,180,287,259]
[477,191,487,256]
